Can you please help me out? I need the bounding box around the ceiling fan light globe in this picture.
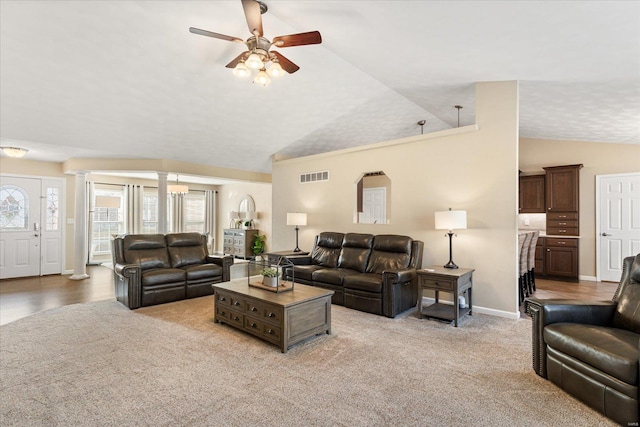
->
[267,62,284,77]
[233,62,250,78]
[246,53,264,69]
[253,70,271,86]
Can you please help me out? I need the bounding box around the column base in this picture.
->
[69,273,90,280]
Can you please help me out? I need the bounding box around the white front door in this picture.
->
[0,176,63,279]
[597,172,640,282]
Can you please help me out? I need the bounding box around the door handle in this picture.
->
[34,234,39,237]
[601,233,612,237]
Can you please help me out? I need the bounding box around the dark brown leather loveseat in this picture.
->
[112,233,233,309]
[286,232,423,318]
[525,254,640,426]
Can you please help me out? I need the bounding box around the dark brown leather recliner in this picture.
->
[525,254,640,426]
[112,233,233,309]
[287,232,423,318]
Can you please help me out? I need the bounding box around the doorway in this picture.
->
[596,172,640,282]
[0,175,64,279]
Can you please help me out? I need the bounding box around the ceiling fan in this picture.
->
[189,0,322,85]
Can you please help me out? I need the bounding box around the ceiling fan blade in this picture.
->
[241,0,263,37]
[189,27,244,43]
[272,31,322,48]
[271,51,300,74]
[225,52,249,68]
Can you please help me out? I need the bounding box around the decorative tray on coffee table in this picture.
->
[247,257,295,293]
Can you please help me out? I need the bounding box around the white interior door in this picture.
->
[360,187,386,224]
[597,172,640,282]
[0,176,42,278]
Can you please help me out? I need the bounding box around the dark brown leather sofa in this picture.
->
[112,233,233,309]
[286,232,423,318]
[525,254,640,426]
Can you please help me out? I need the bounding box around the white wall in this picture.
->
[271,81,520,317]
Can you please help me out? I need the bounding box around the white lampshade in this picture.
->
[287,212,307,227]
[245,53,264,69]
[233,61,250,78]
[435,210,467,231]
[253,69,271,86]
[167,184,189,195]
[227,211,239,219]
[245,211,258,220]
[267,61,284,77]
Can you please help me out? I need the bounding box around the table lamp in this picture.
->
[286,212,307,252]
[435,209,467,269]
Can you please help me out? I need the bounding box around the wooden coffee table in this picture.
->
[213,278,333,353]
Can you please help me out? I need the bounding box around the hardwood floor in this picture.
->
[0,266,620,326]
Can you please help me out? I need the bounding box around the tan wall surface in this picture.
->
[217,182,273,254]
[519,138,640,278]
[272,81,520,317]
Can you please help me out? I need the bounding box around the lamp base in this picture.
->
[293,247,301,253]
[444,261,459,269]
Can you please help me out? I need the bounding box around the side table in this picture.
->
[417,266,474,327]
[265,250,309,264]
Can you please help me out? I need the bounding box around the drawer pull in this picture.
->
[219,296,226,302]
[559,241,566,244]
[233,316,239,321]
[220,311,226,316]
[250,322,258,328]
[251,307,258,312]
[559,230,566,233]
[267,329,275,335]
[233,301,240,306]
[267,312,276,318]
[558,222,566,225]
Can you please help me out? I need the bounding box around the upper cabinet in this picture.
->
[544,164,582,213]
[543,164,583,236]
[519,175,545,213]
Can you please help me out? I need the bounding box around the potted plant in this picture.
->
[260,267,278,287]
[252,234,266,258]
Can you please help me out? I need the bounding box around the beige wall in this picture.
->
[272,81,521,317]
[519,138,640,279]
[217,182,273,253]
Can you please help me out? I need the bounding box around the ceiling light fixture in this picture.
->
[417,120,426,135]
[168,175,189,197]
[0,146,29,158]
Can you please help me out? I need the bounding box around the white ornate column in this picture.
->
[70,171,90,280]
[157,172,168,234]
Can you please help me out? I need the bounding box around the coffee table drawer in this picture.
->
[230,297,245,310]
[419,277,454,291]
[228,309,243,327]
[215,291,231,306]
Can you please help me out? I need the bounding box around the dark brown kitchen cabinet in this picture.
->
[545,238,579,281]
[519,174,545,213]
[543,164,582,237]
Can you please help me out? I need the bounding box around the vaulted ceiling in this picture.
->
[1,1,638,178]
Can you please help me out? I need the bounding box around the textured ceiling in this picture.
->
[1,1,638,181]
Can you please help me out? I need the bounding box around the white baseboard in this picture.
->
[579,275,596,282]
[419,297,520,320]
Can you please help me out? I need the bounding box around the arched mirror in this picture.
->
[354,171,391,224]
[238,194,255,214]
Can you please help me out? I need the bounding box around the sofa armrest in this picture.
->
[113,263,142,309]
[205,255,234,282]
[524,298,617,378]
[382,268,418,318]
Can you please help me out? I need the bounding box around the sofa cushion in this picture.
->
[338,233,373,273]
[544,323,639,385]
[166,233,207,268]
[181,263,222,282]
[123,234,171,270]
[141,268,186,287]
[613,282,640,334]
[366,235,412,274]
[343,273,383,293]
[293,264,325,281]
[312,268,360,286]
[311,232,345,267]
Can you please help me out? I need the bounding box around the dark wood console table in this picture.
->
[417,266,474,327]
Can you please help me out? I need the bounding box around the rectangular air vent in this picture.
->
[300,170,329,184]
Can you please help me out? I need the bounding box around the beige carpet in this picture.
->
[0,297,614,426]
